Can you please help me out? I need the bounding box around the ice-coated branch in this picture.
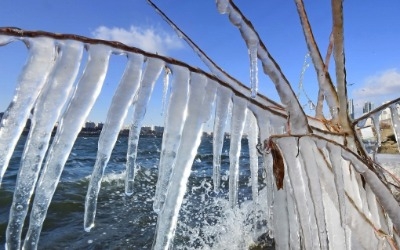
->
[146,0,284,112]
[304,134,400,233]
[214,0,311,134]
[294,0,339,123]
[331,0,353,137]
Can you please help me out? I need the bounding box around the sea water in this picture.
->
[0,134,270,249]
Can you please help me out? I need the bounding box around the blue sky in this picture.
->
[1,0,400,127]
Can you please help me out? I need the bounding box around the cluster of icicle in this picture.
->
[0,33,287,249]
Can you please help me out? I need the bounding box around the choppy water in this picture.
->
[0,134,272,249]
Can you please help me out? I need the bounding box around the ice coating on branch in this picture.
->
[212,86,232,193]
[389,103,400,152]
[153,65,190,213]
[125,58,164,196]
[22,44,111,248]
[298,137,328,249]
[285,176,301,250]
[6,40,83,250]
[326,144,347,230]
[246,110,259,203]
[275,137,320,249]
[0,35,15,45]
[85,53,144,231]
[0,37,56,186]
[161,66,170,116]
[153,73,216,250]
[229,96,247,208]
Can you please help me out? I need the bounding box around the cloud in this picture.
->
[92,25,184,55]
[352,68,400,112]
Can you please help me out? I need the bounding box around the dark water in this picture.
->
[0,134,270,249]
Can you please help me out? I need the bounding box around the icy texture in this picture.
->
[298,137,328,249]
[0,38,56,185]
[390,104,400,152]
[125,58,165,196]
[6,41,83,250]
[326,144,347,230]
[153,65,190,213]
[248,43,258,98]
[229,96,248,208]
[84,53,144,231]
[153,73,216,249]
[22,44,111,248]
[276,137,320,249]
[212,86,232,193]
[161,66,170,116]
[246,110,259,203]
[285,176,301,250]
[0,35,15,45]
[215,0,309,134]
[371,112,382,147]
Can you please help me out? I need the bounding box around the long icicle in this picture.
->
[153,73,216,250]
[0,37,57,186]
[246,110,259,203]
[229,95,248,208]
[6,40,83,250]
[212,86,232,193]
[84,53,145,231]
[125,58,165,196]
[215,0,311,134]
[153,65,190,213]
[23,44,111,249]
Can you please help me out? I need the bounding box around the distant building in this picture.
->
[154,126,164,134]
[348,99,354,119]
[97,122,104,130]
[84,121,96,129]
[363,101,374,114]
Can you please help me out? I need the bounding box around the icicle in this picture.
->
[216,0,230,14]
[246,110,259,203]
[298,137,328,250]
[274,136,321,249]
[5,40,83,250]
[285,175,301,250]
[371,112,382,147]
[357,118,367,128]
[229,96,248,208]
[0,35,15,46]
[153,73,216,250]
[125,58,165,196]
[22,44,111,249]
[389,103,400,153]
[250,106,276,237]
[0,37,56,186]
[273,188,289,249]
[153,65,190,213]
[84,53,145,231]
[161,66,170,116]
[326,143,348,248]
[248,42,258,98]
[212,86,232,193]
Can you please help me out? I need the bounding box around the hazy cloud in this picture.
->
[92,25,184,55]
[352,68,400,112]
